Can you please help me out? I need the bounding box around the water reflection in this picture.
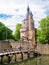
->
[20,56,49,65]
[36,56,49,65]
[0,56,49,65]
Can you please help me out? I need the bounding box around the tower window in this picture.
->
[24,22,25,24]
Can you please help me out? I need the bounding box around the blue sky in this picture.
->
[0,0,49,32]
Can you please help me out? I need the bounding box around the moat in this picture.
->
[0,56,49,65]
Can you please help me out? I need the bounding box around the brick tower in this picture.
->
[20,6,36,46]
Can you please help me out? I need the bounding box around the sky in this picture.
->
[0,0,49,32]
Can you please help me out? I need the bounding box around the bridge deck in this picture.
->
[0,50,34,56]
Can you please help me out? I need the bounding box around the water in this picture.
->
[0,56,49,65]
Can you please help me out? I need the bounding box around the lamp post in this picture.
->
[6,27,7,40]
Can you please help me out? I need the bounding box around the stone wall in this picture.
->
[0,40,35,53]
[37,44,49,54]
[1,40,49,55]
[0,40,21,52]
[0,40,11,52]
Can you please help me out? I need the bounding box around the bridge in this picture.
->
[0,50,37,64]
[0,38,37,64]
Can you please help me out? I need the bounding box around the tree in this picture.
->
[0,22,13,40]
[14,24,22,41]
[37,16,49,44]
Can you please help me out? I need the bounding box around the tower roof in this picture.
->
[27,6,32,15]
[27,6,30,13]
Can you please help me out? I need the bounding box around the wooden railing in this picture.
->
[0,50,35,64]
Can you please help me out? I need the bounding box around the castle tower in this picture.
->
[20,6,36,46]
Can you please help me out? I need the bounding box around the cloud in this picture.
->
[0,0,49,32]
[15,9,19,12]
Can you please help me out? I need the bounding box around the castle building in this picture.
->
[20,6,36,46]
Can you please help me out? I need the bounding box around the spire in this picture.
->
[27,6,30,13]
[27,6,33,19]
[27,6,32,15]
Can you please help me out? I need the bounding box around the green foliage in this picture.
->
[37,16,49,44]
[0,22,13,40]
[14,23,22,41]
